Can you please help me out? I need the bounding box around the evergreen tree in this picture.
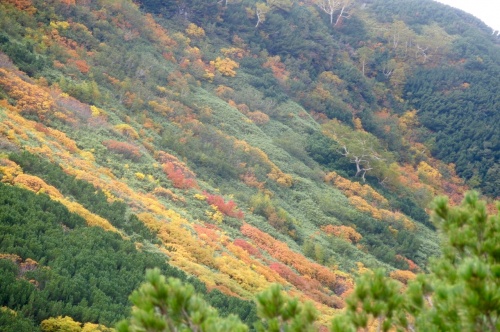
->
[334,191,500,332]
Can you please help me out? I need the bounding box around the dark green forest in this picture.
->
[0,183,257,329]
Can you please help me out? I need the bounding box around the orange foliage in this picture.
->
[152,187,184,202]
[247,111,270,125]
[0,68,53,119]
[321,225,362,244]
[325,171,388,208]
[240,171,265,189]
[144,13,177,49]
[240,223,349,299]
[225,243,285,285]
[267,167,293,187]
[395,255,420,272]
[269,262,344,308]
[326,171,414,229]
[263,56,289,83]
[72,59,90,74]
[102,140,141,160]
[2,0,36,14]
[215,85,234,98]
[232,239,262,257]
[193,224,226,250]
[13,174,63,198]
[221,47,247,59]
[389,270,417,285]
[44,126,78,153]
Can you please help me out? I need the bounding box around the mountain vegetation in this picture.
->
[0,0,498,330]
[116,192,500,332]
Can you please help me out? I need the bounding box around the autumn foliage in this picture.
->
[321,225,362,244]
[240,223,347,298]
[102,140,141,160]
[389,269,417,285]
[232,238,262,257]
[163,162,197,189]
[205,193,244,219]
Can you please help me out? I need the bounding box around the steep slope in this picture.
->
[0,0,497,329]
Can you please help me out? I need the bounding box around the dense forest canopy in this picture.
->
[0,0,498,330]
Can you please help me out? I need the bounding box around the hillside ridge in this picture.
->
[0,0,498,329]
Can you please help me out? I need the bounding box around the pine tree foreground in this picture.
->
[118,192,500,331]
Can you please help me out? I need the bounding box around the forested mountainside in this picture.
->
[0,0,498,330]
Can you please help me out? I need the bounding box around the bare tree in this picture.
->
[341,141,384,182]
[314,0,351,26]
[255,2,270,28]
[323,120,393,182]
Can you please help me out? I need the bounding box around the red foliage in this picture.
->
[193,224,224,249]
[269,263,344,308]
[163,161,197,189]
[395,255,420,272]
[240,223,342,295]
[270,263,310,290]
[205,193,244,219]
[233,239,261,257]
[102,140,141,160]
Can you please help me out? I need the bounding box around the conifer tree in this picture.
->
[333,191,500,332]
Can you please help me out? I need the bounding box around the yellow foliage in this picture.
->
[13,174,63,198]
[135,172,145,180]
[322,225,362,243]
[152,187,184,202]
[221,47,247,59]
[41,316,81,332]
[50,21,70,30]
[0,253,22,264]
[389,270,417,285]
[81,323,115,331]
[215,253,269,292]
[206,205,224,224]
[267,167,293,187]
[114,124,139,139]
[417,161,442,183]
[79,150,95,162]
[211,57,239,77]
[203,70,215,82]
[326,171,388,208]
[353,117,363,131]
[0,159,23,184]
[148,100,174,115]
[90,105,106,117]
[398,109,418,132]
[194,193,206,201]
[356,262,371,275]
[185,23,205,38]
[57,198,118,233]
[318,71,343,86]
